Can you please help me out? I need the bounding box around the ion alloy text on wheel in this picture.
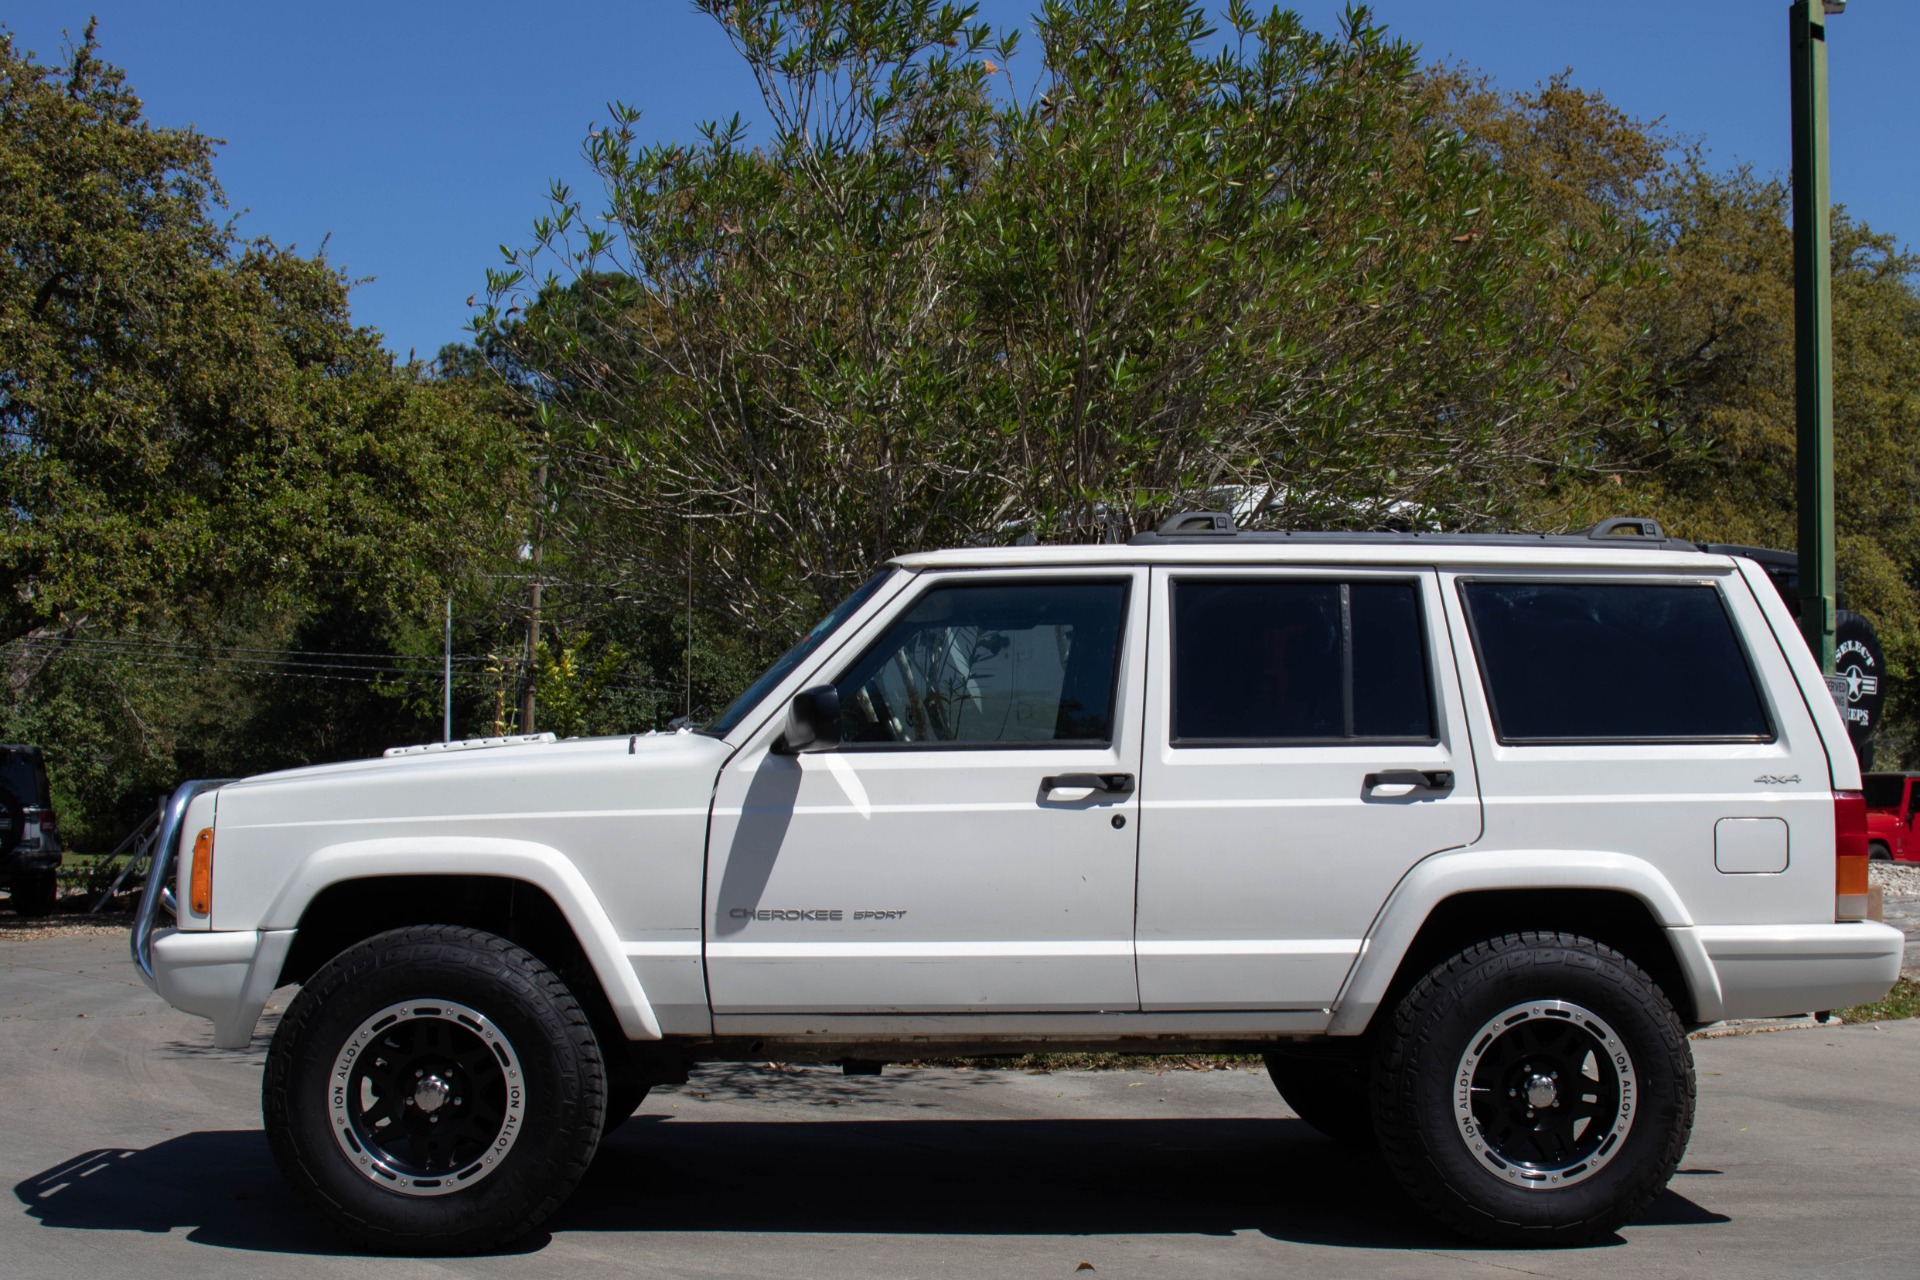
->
[1454,1000,1636,1189]
[327,1000,525,1196]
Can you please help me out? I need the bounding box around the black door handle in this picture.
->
[1042,773,1136,795]
[1364,769,1454,792]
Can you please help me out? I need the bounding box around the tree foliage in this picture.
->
[0,23,534,843]
[484,0,1665,631]
[1439,68,1920,757]
[12,4,1920,847]
[0,22,524,648]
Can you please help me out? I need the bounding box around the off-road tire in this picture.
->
[8,871,56,917]
[263,925,606,1253]
[1373,932,1694,1246]
[1263,1049,1375,1145]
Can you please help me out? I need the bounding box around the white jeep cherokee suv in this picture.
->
[131,515,1903,1252]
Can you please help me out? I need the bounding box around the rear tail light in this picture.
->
[188,827,215,918]
[1835,790,1869,921]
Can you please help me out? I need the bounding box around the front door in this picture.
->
[704,568,1147,1016]
[1134,566,1483,1010]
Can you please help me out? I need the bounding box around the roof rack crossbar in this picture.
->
[1586,517,1666,541]
[1153,511,1236,537]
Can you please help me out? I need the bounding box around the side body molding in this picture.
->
[1326,849,1722,1036]
[261,837,662,1041]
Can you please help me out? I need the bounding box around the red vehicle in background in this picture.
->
[1864,773,1920,862]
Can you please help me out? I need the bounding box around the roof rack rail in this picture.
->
[1125,511,1700,552]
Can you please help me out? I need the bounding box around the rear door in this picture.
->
[1134,566,1483,1010]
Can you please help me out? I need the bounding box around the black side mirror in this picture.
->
[777,686,841,754]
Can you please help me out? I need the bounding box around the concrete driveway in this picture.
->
[4,923,1917,1280]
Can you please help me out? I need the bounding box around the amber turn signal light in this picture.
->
[189,827,214,917]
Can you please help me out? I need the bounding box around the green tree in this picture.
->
[485,0,1659,639]
[1435,69,1920,761]
[0,22,522,650]
[0,24,536,843]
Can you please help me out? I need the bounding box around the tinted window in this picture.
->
[1462,581,1772,743]
[1172,580,1434,743]
[0,750,47,808]
[836,581,1127,746]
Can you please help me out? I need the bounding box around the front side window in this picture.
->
[835,580,1128,747]
[1171,579,1435,744]
[1461,580,1773,743]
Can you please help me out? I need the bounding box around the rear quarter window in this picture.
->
[1461,580,1773,744]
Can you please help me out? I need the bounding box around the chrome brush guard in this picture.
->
[130,779,231,985]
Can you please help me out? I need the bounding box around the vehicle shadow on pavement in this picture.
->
[12,1120,1728,1256]
[14,1136,350,1255]
[560,1115,1731,1250]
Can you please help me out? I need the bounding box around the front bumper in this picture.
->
[1690,922,1906,1021]
[142,927,296,1049]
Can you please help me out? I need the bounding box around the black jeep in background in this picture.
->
[0,745,61,917]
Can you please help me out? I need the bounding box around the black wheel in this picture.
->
[264,925,606,1253]
[1263,1050,1374,1145]
[9,871,56,917]
[1869,841,1892,863]
[1373,932,1695,1246]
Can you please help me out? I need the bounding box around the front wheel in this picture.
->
[264,925,607,1253]
[1373,932,1695,1246]
[1869,841,1892,863]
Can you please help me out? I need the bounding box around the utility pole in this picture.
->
[521,460,547,734]
[1791,0,1841,674]
[443,593,453,743]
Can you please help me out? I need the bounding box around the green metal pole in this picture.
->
[1790,0,1837,674]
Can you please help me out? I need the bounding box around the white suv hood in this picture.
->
[202,731,735,933]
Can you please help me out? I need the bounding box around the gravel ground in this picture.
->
[1872,862,1920,979]
[1872,861,1920,896]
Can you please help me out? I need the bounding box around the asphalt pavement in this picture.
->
[4,921,1917,1280]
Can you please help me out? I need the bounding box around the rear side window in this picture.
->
[835,580,1128,746]
[1461,581,1772,744]
[1171,579,1435,744]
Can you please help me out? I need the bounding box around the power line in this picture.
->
[7,635,490,664]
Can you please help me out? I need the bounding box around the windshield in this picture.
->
[700,569,897,737]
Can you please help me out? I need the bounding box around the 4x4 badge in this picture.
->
[1753,774,1800,785]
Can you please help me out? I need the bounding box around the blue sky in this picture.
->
[8,2,1915,362]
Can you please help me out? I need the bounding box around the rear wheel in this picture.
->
[8,872,56,917]
[1373,932,1694,1246]
[264,925,606,1253]
[1263,1050,1374,1145]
